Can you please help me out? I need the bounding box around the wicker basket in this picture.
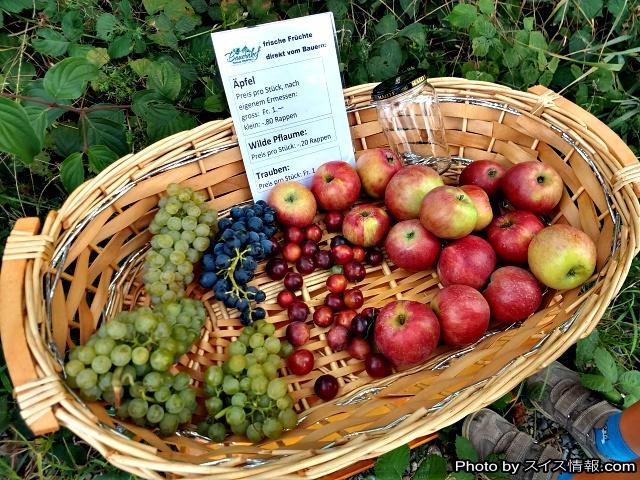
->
[2,78,640,480]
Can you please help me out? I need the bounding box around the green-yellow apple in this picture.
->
[528,224,596,289]
[267,181,317,227]
[502,161,563,215]
[356,148,404,198]
[342,204,390,247]
[384,165,444,220]
[419,186,477,239]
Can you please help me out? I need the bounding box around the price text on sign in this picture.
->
[212,13,355,201]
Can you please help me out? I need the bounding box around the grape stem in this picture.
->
[218,247,250,299]
[111,367,124,408]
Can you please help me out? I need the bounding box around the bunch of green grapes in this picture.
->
[64,298,206,435]
[144,183,218,305]
[199,320,297,442]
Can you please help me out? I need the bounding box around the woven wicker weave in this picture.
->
[1,78,640,480]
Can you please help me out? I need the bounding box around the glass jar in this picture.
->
[372,70,451,173]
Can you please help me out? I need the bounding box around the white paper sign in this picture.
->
[211,13,355,201]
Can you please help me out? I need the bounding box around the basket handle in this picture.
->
[528,85,640,197]
[0,218,60,435]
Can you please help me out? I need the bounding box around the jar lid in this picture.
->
[371,70,428,101]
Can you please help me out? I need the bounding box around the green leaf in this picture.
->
[491,391,513,411]
[43,57,99,100]
[400,0,418,19]
[148,62,181,101]
[287,4,309,17]
[529,31,548,50]
[575,330,599,368]
[520,61,540,85]
[24,105,56,144]
[96,13,119,41]
[62,10,83,42]
[147,14,178,49]
[60,152,84,192]
[447,4,477,29]
[0,0,31,13]
[581,373,614,392]
[455,435,479,461]
[0,395,9,435]
[204,93,225,112]
[1,61,36,89]
[465,70,494,82]
[0,97,42,163]
[32,29,69,56]
[454,471,475,480]
[472,37,490,57]
[132,90,178,122]
[578,0,603,18]
[51,124,82,158]
[502,47,520,68]
[523,17,534,31]
[374,444,409,480]
[108,33,134,59]
[86,48,110,67]
[594,347,618,383]
[414,454,447,480]
[479,0,495,15]
[603,388,623,404]
[471,16,496,38]
[327,0,348,19]
[143,0,166,14]
[398,23,426,48]
[88,145,118,173]
[623,394,638,409]
[619,371,640,394]
[375,14,398,35]
[146,111,196,142]
[607,0,628,17]
[129,58,155,77]
[174,14,200,34]
[81,109,128,155]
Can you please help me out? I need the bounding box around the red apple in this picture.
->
[487,210,544,264]
[458,160,506,197]
[502,161,563,215]
[384,165,444,220]
[342,204,390,247]
[384,220,441,271]
[460,185,493,231]
[437,235,496,289]
[431,285,490,346]
[267,181,317,227]
[311,161,361,211]
[528,224,596,290]
[374,300,440,367]
[356,148,404,198]
[420,186,477,239]
[483,267,542,324]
